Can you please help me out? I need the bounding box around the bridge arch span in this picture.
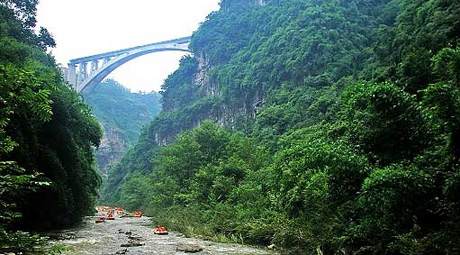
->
[66,37,191,94]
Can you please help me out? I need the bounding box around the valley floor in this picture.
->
[47,215,275,255]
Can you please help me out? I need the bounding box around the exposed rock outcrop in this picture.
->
[96,124,129,178]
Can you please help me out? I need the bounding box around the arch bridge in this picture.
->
[65,36,191,94]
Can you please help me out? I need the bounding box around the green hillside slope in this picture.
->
[105,0,460,253]
[84,79,161,178]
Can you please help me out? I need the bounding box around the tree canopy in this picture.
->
[1,1,102,253]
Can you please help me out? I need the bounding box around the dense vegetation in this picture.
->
[85,79,161,146]
[107,0,460,254]
[85,79,161,177]
[0,0,101,253]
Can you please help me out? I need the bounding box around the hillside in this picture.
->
[84,79,161,178]
[105,0,460,254]
[1,0,102,250]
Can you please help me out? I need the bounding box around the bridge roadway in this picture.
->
[66,36,191,94]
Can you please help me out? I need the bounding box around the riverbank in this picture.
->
[46,216,276,255]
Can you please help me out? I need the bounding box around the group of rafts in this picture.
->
[95,206,129,223]
[95,207,168,235]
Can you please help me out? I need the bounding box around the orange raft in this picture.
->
[133,211,143,217]
[154,226,168,235]
[95,217,106,223]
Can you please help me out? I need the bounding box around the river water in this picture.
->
[47,215,276,255]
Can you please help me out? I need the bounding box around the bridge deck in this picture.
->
[69,36,191,64]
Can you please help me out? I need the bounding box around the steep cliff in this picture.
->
[150,0,394,141]
[95,125,127,179]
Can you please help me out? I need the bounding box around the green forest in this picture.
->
[106,0,460,254]
[85,79,161,147]
[0,0,101,253]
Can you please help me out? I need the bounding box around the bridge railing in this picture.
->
[69,36,191,64]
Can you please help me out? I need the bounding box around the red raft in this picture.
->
[133,211,143,217]
[106,210,115,220]
[154,226,168,235]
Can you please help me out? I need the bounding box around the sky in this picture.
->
[36,0,221,92]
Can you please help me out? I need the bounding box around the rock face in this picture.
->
[96,124,128,178]
[153,52,265,146]
[176,244,204,253]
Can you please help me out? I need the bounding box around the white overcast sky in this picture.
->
[36,0,221,92]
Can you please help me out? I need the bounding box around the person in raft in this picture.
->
[155,225,168,234]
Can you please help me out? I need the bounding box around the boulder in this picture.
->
[128,235,142,241]
[176,244,203,253]
[121,240,144,247]
[115,248,128,254]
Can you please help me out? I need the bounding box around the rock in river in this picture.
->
[176,243,204,253]
[115,248,128,254]
[121,240,144,247]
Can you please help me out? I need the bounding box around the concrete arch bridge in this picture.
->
[65,36,191,94]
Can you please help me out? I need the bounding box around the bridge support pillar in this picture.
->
[90,60,99,76]
[67,64,77,89]
[78,62,88,85]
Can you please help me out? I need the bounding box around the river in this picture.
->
[47,215,276,255]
